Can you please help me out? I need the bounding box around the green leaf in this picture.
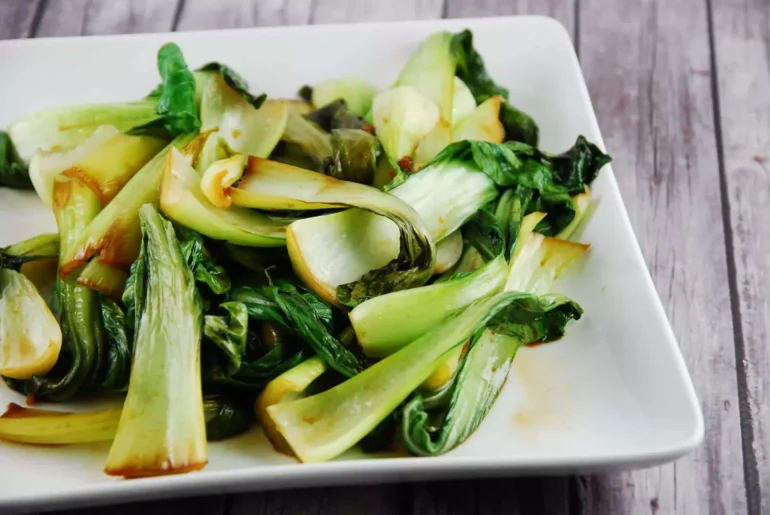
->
[265,291,580,463]
[461,208,504,262]
[398,293,582,456]
[429,137,610,235]
[451,29,539,145]
[0,132,31,189]
[0,233,59,271]
[98,298,132,393]
[306,100,366,131]
[175,225,231,295]
[230,284,361,378]
[129,43,200,137]
[23,177,104,401]
[204,301,248,377]
[327,129,379,185]
[203,394,256,441]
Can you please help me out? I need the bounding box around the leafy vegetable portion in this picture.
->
[452,29,539,145]
[0,28,613,476]
[0,131,30,188]
[267,292,581,463]
[105,204,207,478]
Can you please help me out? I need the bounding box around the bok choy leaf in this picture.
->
[397,214,589,456]
[265,292,581,463]
[105,204,207,478]
[228,283,362,378]
[350,254,508,358]
[59,134,197,277]
[205,157,436,307]
[0,131,31,188]
[311,77,377,117]
[452,29,539,145]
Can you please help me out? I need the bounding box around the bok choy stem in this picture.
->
[105,204,206,478]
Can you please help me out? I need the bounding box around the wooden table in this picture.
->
[0,0,766,513]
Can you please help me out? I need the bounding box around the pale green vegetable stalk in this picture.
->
[451,77,476,124]
[396,216,590,457]
[423,212,588,394]
[394,31,455,123]
[434,230,463,274]
[199,74,287,158]
[311,77,377,116]
[29,125,166,209]
[104,204,206,478]
[556,188,594,241]
[8,102,160,164]
[0,404,122,445]
[255,356,328,455]
[59,133,196,277]
[0,268,62,380]
[266,292,581,463]
[372,86,439,164]
[207,157,436,307]
[287,157,498,305]
[351,255,508,358]
[160,148,289,247]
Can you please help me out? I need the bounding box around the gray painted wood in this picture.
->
[311,0,443,23]
[175,0,313,30]
[0,0,41,39]
[445,0,574,30]
[578,0,746,513]
[712,0,770,512]
[35,0,179,37]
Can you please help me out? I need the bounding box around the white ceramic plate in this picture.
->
[0,15,703,512]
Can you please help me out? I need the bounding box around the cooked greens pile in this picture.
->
[0,30,610,476]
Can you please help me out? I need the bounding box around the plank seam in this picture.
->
[705,0,761,513]
[29,0,47,37]
[573,0,580,59]
[171,0,186,31]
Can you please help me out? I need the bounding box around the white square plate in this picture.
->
[0,15,703,512]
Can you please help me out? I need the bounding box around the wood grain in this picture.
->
[35,0,180,37]
[311,0,443,23]
[0,0,41,39]
[445,0,574,31]
[175,0,313,30]
[578,0,747,513]
[712,0,770,512]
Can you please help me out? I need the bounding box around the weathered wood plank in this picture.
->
[229,484,405,515]
[35,0,180,37]
[311,0,443,23]
[175,0,313,30]
[712,0,770,512]
[63,494,228,515]
[411,478,573,515]
[445,0,574,34]
[577,0,746,513]
[0,0,41,39]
